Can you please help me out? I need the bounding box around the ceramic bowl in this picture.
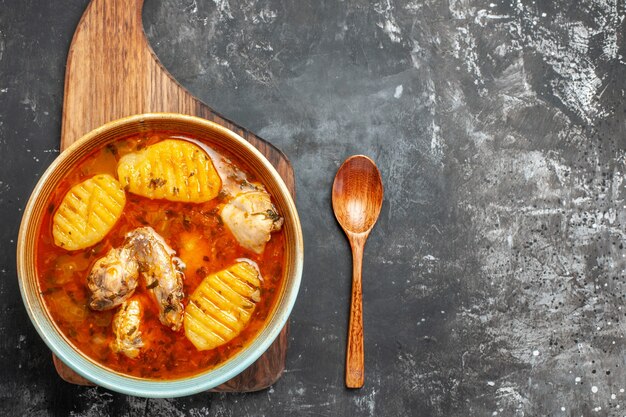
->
[17,113,303,397]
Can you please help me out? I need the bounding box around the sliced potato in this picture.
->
[53,174,126,250]
[117,139,221,203]
[184,261,261,351]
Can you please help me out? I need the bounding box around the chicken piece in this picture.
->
[215,158,261,197]
[87,246,139,311]
[220,190,284,254]
[125,227,185,331]
[110,298,144,359]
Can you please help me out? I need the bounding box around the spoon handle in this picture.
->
[346,233,365,388]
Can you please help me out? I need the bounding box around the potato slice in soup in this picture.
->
[184,261,261,351]
[117,139,221,202]
[52,174,126,250]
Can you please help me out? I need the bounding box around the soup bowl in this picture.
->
[17,113,303,397]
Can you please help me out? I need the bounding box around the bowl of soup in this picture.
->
[17,113,303,397]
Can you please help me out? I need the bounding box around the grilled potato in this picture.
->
[117,139,221,202]
[53,174,126,250]
[184,261,261,351]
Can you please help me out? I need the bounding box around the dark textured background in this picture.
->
[2,0,626,415]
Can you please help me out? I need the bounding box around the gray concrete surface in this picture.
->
[2,0,626,415]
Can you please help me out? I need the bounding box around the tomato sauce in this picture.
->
[36,133,285,379]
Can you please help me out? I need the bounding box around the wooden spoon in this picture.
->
[332,155,384,388]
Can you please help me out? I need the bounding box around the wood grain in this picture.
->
[53,0,293,392]
[331,155,384,389]
[345,233,365,388]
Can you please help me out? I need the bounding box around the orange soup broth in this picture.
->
[36,133,285,379]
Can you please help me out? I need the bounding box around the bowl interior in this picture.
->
[17,113,303,397]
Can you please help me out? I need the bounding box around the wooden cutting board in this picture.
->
[53,0,293,392]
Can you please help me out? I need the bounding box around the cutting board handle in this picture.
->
[55,0,293,392]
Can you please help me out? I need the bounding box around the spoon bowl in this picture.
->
[332,156,384,235]
[332,155,384,388]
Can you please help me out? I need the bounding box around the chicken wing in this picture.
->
[125,227,185,331]
[87,246,139,311]
[110,298,144,358]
